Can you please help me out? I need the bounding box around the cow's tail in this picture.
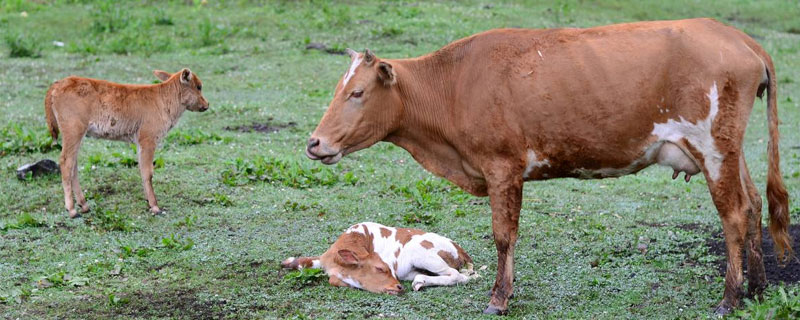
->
[763,56,792,264]
[44,84,59,141]
[281,256,322,270]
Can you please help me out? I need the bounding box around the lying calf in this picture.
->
[45,69,209,217]
[282,222,477,294]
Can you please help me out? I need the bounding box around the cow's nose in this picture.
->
[307,137,320,149]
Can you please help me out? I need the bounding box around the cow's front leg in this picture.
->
[483,167,523,315]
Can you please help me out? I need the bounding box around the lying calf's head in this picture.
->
[324,238,404,295]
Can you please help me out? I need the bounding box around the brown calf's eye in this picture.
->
[197,85,202,91]
[351,90,363,98]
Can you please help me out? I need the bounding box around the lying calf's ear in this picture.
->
[180,68,192,84]
[337,249,360,266]
[153,70,171,82]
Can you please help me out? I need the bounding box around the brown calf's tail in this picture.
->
[44,85,59,140]
[764,62,793,264]
[280,256,321,270]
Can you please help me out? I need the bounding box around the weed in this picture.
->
[206,193,233,207]
[283,268,325,288]
[4,32,42,58]
[402,211,438,225]
[166,129,228,146]
[0,123,59,156]
[1,212,45,231]
[733,286,800,319]
[108,293,129,307]
[0,287,32,305]
[160,234,194,251]
[86,207,136,232]
[119,245,155,259]
[174,215,198,228]
[220,157,348,188]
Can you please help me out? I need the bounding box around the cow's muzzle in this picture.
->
[306,137,343,165]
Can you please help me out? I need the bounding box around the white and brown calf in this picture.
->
[281,222,477,294]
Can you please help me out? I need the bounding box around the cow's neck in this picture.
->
[385,54,488,196]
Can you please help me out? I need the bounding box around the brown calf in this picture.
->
[306,19,792,315]
[45,69,208,217]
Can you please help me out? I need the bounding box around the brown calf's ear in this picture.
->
[346,48,358,60]
[153,70,171,82]
[180,68,192,84]
[337,249,360,266]
[363,49,376,65]
[378,61,396,86]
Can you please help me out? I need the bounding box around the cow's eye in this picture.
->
[374,266,385,273]
[197,85,202,91]
[351,90,363,99]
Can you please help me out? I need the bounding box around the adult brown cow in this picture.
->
[306,18,791,315]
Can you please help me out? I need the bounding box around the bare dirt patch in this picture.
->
[708,225,800,284]
[224,118,296,134]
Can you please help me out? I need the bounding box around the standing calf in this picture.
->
[45,69,209,217]
[282,222,478,294]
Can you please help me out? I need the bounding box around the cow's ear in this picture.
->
[180,68,192,84]
[337,249,360,266]
[153,70,171,82]
[364,49,376,65]
[377,61,396,86]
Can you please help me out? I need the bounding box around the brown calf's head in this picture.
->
[153,68,209,112]
[306,49,402,165]
[327,248,403,295]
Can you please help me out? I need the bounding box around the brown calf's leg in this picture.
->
[71,159,89,213]
[483,168,523,315]
[137,139,161,214]
[59,129,84,218]
[740,154,767,297]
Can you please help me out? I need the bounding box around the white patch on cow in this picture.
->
[523,149,549,179]
[537,50,543,59]
[311,259,321,269]
[342,55,363,88]
[651,82,723,181]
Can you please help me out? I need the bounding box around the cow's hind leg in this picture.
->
[740,154,767,297]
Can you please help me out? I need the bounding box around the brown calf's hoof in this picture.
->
[80,205,91,214]
[68,210,81,219]
[150,207,162,215]
[483,305,508,315]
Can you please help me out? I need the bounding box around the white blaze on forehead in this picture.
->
[342,54,363,89]
[523,149,550,178]
[651,82,723,181]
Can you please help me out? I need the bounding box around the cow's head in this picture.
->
[154,68,209,112]
[326,248,404,295]
[306,49,402,164]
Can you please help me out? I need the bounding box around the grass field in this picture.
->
[1,0,799,318]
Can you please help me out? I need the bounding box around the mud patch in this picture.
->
[224,118,296,134]
[708,225,800,284]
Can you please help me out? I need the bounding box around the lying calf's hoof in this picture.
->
[483,305,508,315]
[412,280,425,291]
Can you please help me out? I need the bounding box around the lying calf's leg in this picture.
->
[412,267,470,291]
[281,256,321,269]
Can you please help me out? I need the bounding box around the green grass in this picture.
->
[1,0,799,318]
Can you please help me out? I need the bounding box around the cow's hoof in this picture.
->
[150,207,162,215]
[79,205,90,214]
[68,210,81,219]
[412,280,425,291]
[483,305,508,315]
[713,304,732,316]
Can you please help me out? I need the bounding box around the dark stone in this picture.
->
[16,159,59,180]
